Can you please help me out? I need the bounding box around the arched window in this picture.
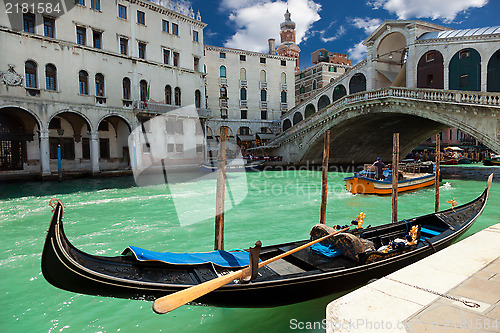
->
[79,70,89,95]
[95,73,105,97]
[220,65,226,78]
[45,64,57,91]
[165,85,172,104]
[299,85,305,94]
[281,72,286,84]
[260,89,267,101]
[312,80,317,90]
[240,88,247,100]
[174,87,181,106]
[220,87,227,98]
[487,49,500,92]
[122,77,131,100]
[240,68,246,80]
[281,91,287,103]
[25,61,37,88]
[195,89,201,108]
[140,80,148,101]
[260,70,266,82]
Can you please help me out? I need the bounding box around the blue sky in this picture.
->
[182,0,499,68]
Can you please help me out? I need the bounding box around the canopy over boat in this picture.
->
[41,175,492,307]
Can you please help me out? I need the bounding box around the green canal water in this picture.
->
[1,170,498,333]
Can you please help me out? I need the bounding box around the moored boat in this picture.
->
[483,154,500,166]
[41,175,492,308]
[344,162,435,195]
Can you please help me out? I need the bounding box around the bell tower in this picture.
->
[276,9,301,72]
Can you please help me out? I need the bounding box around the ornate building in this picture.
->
[276,10,301,72]
[0,0,207,176]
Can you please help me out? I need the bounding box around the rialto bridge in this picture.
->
[273,21,500,164]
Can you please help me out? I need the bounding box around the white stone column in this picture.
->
[90,131,100,173]
[39,129,51,175]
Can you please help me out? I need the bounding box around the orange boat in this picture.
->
[344,163,436,195]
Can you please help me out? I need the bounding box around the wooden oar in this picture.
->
[152,226,350,314]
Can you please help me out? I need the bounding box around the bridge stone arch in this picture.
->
[332,84,347,102]
[487,49,500,92]
[449,48,481,91]
[349,73,367,94]
[282,119,292,131]
[317,95,331,112]
[375,31,408,89]
[417,50,444,89]
[271,88,500,164]
[293,112,303,125]
[304,103,316,119]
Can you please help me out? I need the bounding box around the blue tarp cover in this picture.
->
[122,246,251,268]
[310,243,342,258]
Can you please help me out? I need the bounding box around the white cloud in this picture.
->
[369,0,489,22]
[222,0,321,53]
[348,41,367,65]
[351,18,383,34]
[321,25,346,43]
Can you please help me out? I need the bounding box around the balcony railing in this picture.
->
[260,101,268,109]
[240,80,247,87]
[220,98,228,107]
[281,83,287,90]
[219,78,228,85]
[260,82,267,89]
[281,103,288,111]
[240,100,248,108]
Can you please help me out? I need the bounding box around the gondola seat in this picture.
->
[310,224,375,262]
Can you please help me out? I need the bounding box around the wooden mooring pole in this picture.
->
[320,130,330,224]
[214,127,227,250]
[391,133,399,224]
[435,134,441,212]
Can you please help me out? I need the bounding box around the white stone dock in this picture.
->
[326,223,500,332]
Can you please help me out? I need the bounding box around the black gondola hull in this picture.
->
[41,177,491,307]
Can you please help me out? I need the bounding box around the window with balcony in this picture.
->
[79,70,89,95]
[23,13,35,33]
[195,90,201,108]
[25,61,37,88]
[43,17,55,37]
[122,77,131,100]
[118,4,127,19]
[281,91,287,103]
[220,87,227,99]
[174,87,181,106]
[76,26,86,45]
[140,80,148,101]
[95,73,105,97]
[45,64,57,91]
[165,85,172,104]
[240,88,247,100]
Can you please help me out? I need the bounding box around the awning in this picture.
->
[444,146,463,151]
[237,135,255,142]
[256,133,276,140]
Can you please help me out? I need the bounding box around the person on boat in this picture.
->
[372,157,386,180]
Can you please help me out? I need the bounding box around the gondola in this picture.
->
[41,175,492,308]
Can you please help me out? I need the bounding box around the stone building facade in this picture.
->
[204,45,296,150]
[0,0,207,176]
